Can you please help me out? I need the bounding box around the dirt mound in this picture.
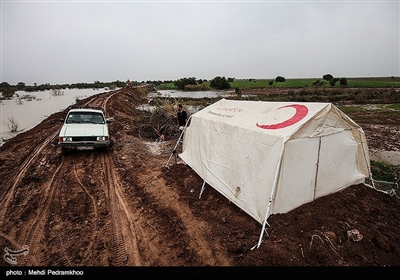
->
[0,87,399,278]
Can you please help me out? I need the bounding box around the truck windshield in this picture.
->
[66,112,105,124]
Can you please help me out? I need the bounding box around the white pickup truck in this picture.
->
[58,106,112,154]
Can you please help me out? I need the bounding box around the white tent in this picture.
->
[178,99,371,248]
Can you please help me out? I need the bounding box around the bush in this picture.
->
[174,77,197,90]
[275,76,286,82]
[1,88,15,99]
[210,76,231,90]
[50,89,65,96]
[185,83,210,91]
[7,117,20,132]
[329,78,339,86]
[355,91,367,103]
[339,77,348,86]
[323,74,333,81]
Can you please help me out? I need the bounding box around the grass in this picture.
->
[159,77,400,90]
[369,161,399,196]
[386,103,400,110]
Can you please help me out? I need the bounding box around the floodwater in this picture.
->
[0,88,112,144]
[370,149,400,166]
[141,89,235,114]
[153,90,234,99]
[138,89,234,114]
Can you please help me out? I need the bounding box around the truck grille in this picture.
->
[72,137,97,141]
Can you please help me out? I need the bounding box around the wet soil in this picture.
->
[0,87,399,278]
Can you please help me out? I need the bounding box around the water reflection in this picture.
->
[151,90,233,99]
[137,104,203,115]
[141,89,230,115]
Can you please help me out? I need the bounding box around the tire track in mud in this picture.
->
[137,157,232,266]
[0,89,118,266]
[100,152,141,266]
[0,95,102,266]
[98,89,142,265]
[69,161,104,264]
[0,129,60,227]
[88,88,142,265]
[0,89,115,222]
[0,93,109,263]
[1,88,143,266]
[73,164,98,219]
[18,153,101,266]
[19,155,67,266]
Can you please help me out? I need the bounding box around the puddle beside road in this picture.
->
[370,149,400,165]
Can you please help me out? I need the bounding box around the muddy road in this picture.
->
[0,87,399,278]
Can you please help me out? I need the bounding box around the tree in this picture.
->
[1,88,15,99]
[339,77,348,86]
[210,76,231,90]
[275,76,286,82]
[16,82,26,90]
[323,74,333,81]
[0,82,11,88]
[329,78,339,86]
[174,77,197,90]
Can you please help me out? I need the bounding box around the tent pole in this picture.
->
[164,139,181,168]
[313,137,322,200]
[253,148,285,250]
[164,115,192,168]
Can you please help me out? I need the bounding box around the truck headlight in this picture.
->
[59,137,72,142]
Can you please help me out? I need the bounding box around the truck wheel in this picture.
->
[61,147,69,155]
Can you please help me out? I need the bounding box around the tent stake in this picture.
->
[199,181,206,199]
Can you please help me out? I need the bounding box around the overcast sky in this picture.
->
[1,0,399,85]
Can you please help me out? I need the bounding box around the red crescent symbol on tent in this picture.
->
[256,104,308,130]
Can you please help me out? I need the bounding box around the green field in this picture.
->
[238,77,400,88]
[160,77,400,90]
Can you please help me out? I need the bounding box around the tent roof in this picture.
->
[189,99,362,141]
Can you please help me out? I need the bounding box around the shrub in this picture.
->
[210,76,231,90]
[7,117,20,132]
[275,76,286,82]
